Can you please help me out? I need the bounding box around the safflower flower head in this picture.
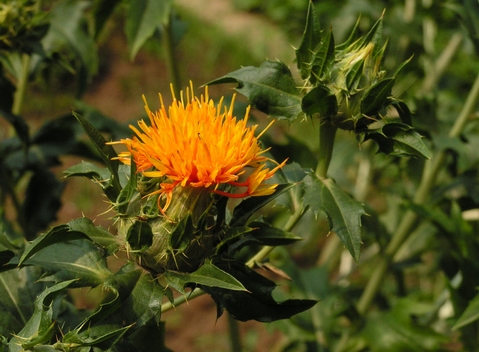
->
[112,82,287,215]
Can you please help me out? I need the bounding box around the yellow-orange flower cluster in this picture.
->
[111,83,286,212]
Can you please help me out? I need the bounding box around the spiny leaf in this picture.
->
[204,261,317,322]
[207,60,302,121]
[302,85,338,118]
[72,111,121,200]
[230,184,295,227]
[311,28,335,83]
[361,77,395,117]
[164,261,246,294]
[295,0,321,79]
[365,122,431,159]
[8,280,77,352]
[303,174,365,262]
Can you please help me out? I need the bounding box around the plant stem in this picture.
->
[227,313,242,352]
[162,13,181,97]
[356,71,479,315]
[12,54,31,115]
[316,121,337,178]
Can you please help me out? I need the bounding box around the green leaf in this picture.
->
[116,159,137,214]
[204,261,317,322]
[41,0,99,88]
[164,260,247,294]
[68,218,121,255]
[125,0,172,61]
[303,174,365,262]
[295,0,321,79]
[21,168,64,240]
[230,183,295,227]
[361,77,395,117]
[8,280,77,352]
[207,60,302,121]
[390,100,413,126]
[72,111,121,200]
[63,265,166,350]
[365,122,431,159]
[127,220,153,251]
[249,222,302,246]
[453,292,479,330]
[20,237,112,287]
[301,85,338,118]
[362,298,449,351]
[92,0,123,39]
[311,28,335,82]
[0,267,46,336]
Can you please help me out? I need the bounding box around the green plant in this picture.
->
[2,0,479,351]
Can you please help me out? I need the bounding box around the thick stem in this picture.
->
[355,72,479,315]
[315,121,337,178]
[227,313,242,352]
[12,54,31,115]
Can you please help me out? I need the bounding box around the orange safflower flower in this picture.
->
[111,83,286,213]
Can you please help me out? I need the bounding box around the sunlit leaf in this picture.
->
[303,174,365,262]
[207,60,302,121]
[20,238,112,287]
[164,260,246,294]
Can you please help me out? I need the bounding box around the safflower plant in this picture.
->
[2,0,479,351]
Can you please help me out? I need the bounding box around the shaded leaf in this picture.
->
[361,77,395,117]
[303,174,364,262]
[72,111,121,200]
[8,280,77,352]
[0,267,46,336]
[301,85,338,118]
[92,0,123,39]
[453,292,479,330]
[311,28,335,82]
[365,122,431,159]
[295,0,321,79]
[21,168,64,240]
[362,298,449,351]
[127,220,153,251]
[204,261,317,322]
[125,0,172,60]
[249,222,302,246]
[42,0,99,88]
[207,60,302,121]
[230,183,295,227]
